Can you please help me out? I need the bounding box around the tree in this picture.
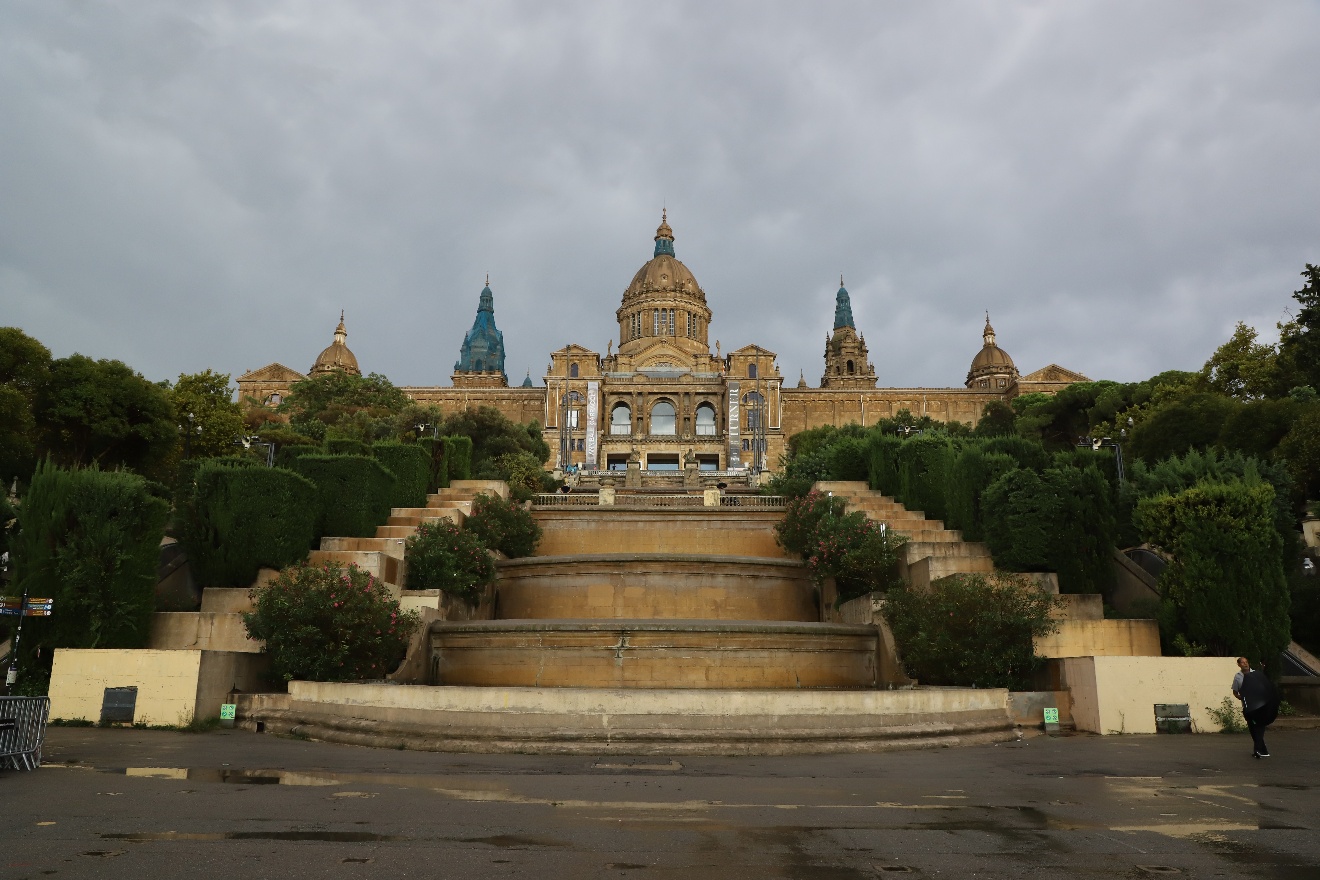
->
[170,370,245,459]
[0,328,52,485]
[1277,407,1320,502]
[1201,321,1279,400]
[466,493,542,558]
[35,355,177,476]
[277,371,409,441]
[1129,393,1240,464]
[973,400,1017,437]
[1276,264,1320,393]
[438,406,550,476]
[1134,481,1291,662]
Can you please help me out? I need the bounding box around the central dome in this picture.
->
[616,211,713,359]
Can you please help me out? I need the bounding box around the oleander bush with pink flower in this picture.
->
[243,561,419,682]
[403,519,496,603]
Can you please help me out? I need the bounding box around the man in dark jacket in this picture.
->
[1239,665,1279,758]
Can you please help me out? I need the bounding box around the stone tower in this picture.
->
[820,279,877,388]
[453,278,508,388]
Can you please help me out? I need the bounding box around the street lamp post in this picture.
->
[179,412,201,459]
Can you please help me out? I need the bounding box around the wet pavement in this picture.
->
[3,726,1318,878]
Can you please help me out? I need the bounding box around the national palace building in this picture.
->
[236,212,1088,474]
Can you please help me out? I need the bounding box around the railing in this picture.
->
[0,696,50,771]
[533,494,788,510]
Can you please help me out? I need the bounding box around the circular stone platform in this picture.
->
[494,553,816,621]
[429,619,879,689]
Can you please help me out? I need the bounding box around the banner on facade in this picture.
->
[585,381,599,469]
[727,381,741,469]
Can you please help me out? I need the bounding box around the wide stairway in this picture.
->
[814,481,995,587]
[239,484,1018,755]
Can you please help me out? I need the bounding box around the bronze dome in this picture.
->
[965,314,1018,389]
[310,313,361,377]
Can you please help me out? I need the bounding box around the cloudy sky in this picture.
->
[3,2,1318,392]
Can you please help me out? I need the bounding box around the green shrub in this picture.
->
[980,435,1051,472]
[466,493,542,557]
[895,435,953,521]
[824,435,870,482]
[325,438,371,457]
[372,442,430,509]
[944,446,1017,541]
[180,462,318,587]
[293,455,397,538]
[981,469,1056,572]
[494,450,548,502]
[867,434,903,495]
[806,511,908,603]
[403,520,495,602]
[1134,480,1291,662]
[7,462,170,689]
[1205,696,1246,733]
[418,436,449,490]
[443,435,473,482]
[883,572,1059,690]
[774,491,847,557]
[243,561,419,682]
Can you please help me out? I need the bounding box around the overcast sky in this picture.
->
[3,2,1318,392]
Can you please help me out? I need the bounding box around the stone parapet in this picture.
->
[237,682,1015,756]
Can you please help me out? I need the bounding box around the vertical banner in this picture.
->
[727,381,741,469]
[585,380,600,469]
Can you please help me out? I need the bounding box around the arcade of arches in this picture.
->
[237,212,1091,473]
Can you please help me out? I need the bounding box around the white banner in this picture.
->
[727,381,741,469]
[585,380,600,468]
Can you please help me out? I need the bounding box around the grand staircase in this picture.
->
[813,481,995,587]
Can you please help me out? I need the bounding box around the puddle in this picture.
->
[460,835,570,848]
[103,830,407,843]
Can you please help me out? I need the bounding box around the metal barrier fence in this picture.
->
[0,696,50,771]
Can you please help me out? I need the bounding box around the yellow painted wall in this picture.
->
[49,649,203,725]
[1058,656,1240,734]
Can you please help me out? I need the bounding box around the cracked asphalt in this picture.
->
[3,726,1317,879]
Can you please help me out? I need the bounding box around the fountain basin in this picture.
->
[430,619,879,689]
[495,554,816,621]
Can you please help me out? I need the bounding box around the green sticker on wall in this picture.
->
[1042,708,1060,724]
[220,703,236,721]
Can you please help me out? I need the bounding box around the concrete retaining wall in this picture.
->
[1053,656,1239,734]
[1034,619,1161,659]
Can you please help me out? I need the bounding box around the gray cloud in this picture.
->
[2,1,1318,392]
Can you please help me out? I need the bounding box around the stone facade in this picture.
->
[235,212,1090,473]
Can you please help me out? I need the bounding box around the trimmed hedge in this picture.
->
[373,442,430,509]
[418,437,449,490]
[980,435,1051,472]
[294,455,397,538]
[944,447,1018,542]
[867,434,903,496]
[180,461,319,588]
[10,462,170,656]
[895,435,954,521]
[443,435,473,482]
[326,438,371,457]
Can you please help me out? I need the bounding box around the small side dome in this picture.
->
[310,312,361,377]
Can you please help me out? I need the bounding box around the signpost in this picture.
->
[3,592,54,694]
[220,703,237,729]
[1043,707,1060,733]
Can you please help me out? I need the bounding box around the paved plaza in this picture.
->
[2,726,1318,879]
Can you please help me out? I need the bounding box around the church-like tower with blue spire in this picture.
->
[452,277,509,387]
[820,278,877,388]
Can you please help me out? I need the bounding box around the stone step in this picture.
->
[148,611,263,653]
[387,508,466,527]
[887,528,965,544]
[901,540,993,563]
[306,549,403,587]
[425,499,473,516]
[320,536,409,558]
[376,525,420,539]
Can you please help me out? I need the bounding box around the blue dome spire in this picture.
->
[653,208,675,257]
[454,275,507,375]
[833,276,855,329]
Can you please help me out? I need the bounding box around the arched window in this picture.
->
[748,363,758,379]
[610,402,632,435]
[475,359,484,371]
[650,401,676,435]
[695,403,717,436]
[846,360,855,375]
[569,362,579,378]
